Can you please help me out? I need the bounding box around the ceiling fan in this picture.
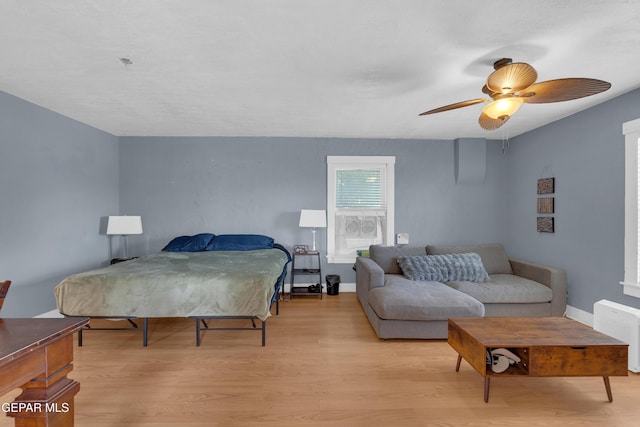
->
[419,58,611,130]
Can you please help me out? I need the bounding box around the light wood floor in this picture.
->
[2,293,639,426]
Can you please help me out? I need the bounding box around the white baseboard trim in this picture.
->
[33,309,64,318]
[338,282,355,292]
[34,299,587,327]
[565,304,593,326]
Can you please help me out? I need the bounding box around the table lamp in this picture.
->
[298,209,326,252]
[106,215,143,258]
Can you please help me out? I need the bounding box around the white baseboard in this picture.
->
[337,282,355,292]
[33,299,585,326]
[565,304,593,326]
[33,309,64,318]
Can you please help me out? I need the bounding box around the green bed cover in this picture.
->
[55,249,288,320]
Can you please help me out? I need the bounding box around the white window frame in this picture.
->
[326,156,395,264]
[621,118,640,298]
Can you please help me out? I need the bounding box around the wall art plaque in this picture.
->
[537,217,554,233]
[537,177,555,194]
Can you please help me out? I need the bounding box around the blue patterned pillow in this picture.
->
[397,253,490,282]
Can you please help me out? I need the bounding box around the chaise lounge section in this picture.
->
[355,243,567,339]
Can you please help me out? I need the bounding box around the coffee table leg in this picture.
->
[456,354,462,372]
[603,376,613,402]
[484,377,490,403]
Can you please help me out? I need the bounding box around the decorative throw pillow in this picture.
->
[426,243,512,275]
[397,253,490,282]
[396,255,447,281]
[162,233,215,252]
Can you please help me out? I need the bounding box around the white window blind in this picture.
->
[327,156,395,264]
[336,169,385,209]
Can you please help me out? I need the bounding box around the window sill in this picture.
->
[620,281,640,298]
[327,255,357,264]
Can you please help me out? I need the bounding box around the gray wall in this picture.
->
[506,88,640,312]
[7,84,638,316]
[0,91,119,316]
[119,136,508,283]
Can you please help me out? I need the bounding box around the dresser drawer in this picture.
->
[529,346,628,376]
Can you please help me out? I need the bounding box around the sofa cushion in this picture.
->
[445,274,552,304]
[397,253,490,282]
[368,275,485,321]
[369,245,427,275]
[426,243,513,275]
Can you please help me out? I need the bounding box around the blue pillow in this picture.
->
[206,234,274,251]
[162,233,215,252]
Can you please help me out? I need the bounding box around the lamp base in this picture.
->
[311,229,317,252]
[122,235,130,259]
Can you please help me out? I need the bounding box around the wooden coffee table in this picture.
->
[448,317,628,403]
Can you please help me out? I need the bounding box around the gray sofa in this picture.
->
[355,243,567,339]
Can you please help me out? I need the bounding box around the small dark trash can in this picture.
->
[326,274,340,296]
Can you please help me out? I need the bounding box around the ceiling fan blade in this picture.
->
[486,62,538,94]
[419,98,488,115]
[478,112,510,130]
[520,78,611,103]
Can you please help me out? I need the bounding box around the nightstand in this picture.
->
[290,251,322,299]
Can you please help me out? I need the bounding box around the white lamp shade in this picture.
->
[106,216,143,235]
[299,209,327,228]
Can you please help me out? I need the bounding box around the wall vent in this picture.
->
[593,299,640,372]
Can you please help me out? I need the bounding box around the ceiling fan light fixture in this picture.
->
[419,58,610,131]
[482,97,523,119]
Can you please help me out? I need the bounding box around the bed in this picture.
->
[54,234,291,346]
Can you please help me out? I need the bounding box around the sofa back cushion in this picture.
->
[369,245,427,274]
[426,243,513,275]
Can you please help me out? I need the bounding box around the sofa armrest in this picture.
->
[355,257,385,303]
[509,258,567,317]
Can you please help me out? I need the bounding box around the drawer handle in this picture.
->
[570,346,587,350]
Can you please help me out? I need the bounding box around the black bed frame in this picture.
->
[71,247,291,347]
[77,317,149,346]
[191,258,288,346]
[193,316,266,346]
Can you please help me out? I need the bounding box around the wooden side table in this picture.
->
[0,317,89,426]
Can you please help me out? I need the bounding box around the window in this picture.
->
[326,156,395,263]
[622,118,640,298]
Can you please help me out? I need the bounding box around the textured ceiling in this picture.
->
[1,0,640,139]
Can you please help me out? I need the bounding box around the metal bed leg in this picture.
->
[70,316,146,346]
[193,316,267,347]
[143,318,148,347]
[195,318,201,347]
